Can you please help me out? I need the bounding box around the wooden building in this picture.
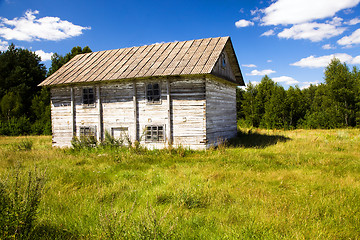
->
[39,36,245,149]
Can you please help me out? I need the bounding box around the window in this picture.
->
[83,87,95,105]
[111,127,128,139]
[146,83,161,103]
[145,125,164,142]
[220,53,226,69]
[79,126,96,139]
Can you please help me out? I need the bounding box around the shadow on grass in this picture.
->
[228,129,291,148]
[31,224,80,240]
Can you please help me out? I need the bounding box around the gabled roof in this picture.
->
[39,36,244,86]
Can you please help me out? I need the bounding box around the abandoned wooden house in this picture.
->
[39,36,245,149]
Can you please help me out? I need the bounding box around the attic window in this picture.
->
[83,88,95,105]
[220,53,226,69]
[146,83,161,103]
[145,125,164,142]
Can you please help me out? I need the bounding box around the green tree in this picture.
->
[262,84,287,129]
[285,86,306,128]
[0,91,23,120]
[324,58,357,126]
[302,84,342,129]
[236,87,245,119]
[30,87,51,135]
[352,66,360,125]
[241,82,258,127]
[0,44,46,110]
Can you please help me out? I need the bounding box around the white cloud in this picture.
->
[261,29,275,36]
[345,17,360,25]
[322,44,336,49]
[246,69,276,76]
[273,76,299,85]
[262,0,360,25]
[246,80,260,86]
[278,22,346,42]
[337,28,360,46]
[0,10,90,41]
[326,17,343,26]
[242,64,257,68]
[290,53,358,68]
[300,81,321,89]
[35,50,53,61]
[351,55,360,64]
[235,19,254,28]
[251,8,263,16]
[267,59,272,63]
[0,39,8,51]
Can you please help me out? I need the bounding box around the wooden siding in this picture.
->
[171,79,207,149]
[50,78,209,149]
[101,82,135,142]
[211,50,236,83]
[51,87,73,147]
[205,78,237,147]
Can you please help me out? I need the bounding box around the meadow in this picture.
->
[0,128,360,239]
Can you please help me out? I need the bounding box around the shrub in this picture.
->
[14,139,33,151]
[0,117,31,136]
[0,168,45,239]
[71,136,97,150]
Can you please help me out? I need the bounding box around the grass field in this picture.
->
[0,128,360,239]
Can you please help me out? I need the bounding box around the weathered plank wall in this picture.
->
[136,80,169,149]
[73,86,99,138]
[171,79,207,149]
[211,50,236,82]
[101,82,134,142]
[51,78,209,149]
[51,87,73,147]
[205,78,237,147]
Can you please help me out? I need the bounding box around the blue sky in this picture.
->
[1,0,360,89]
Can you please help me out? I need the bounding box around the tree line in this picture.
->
[0,44,91,135]
[0,43,359,136]
[237,58,360,129]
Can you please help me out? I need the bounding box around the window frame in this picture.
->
[79,126,97,141]
[146,83,161,104]
[111,127,129,139]
[220,53,226,69]
[82,87,96,107]
[145,125,165,142]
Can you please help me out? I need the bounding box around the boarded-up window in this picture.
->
[111,127,128,140]
[145,125,164,142]
[83,88,95,105]
[146,83,160,103]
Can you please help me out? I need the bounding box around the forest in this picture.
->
[0,43,359,135]
[0,44,91,135]
[237,59,360,129]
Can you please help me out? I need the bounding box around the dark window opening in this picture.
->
[220,53,226,69]
[146,83,161,102]
[145,125,164,142]
[80,126,96,137]
[83,88,95,105]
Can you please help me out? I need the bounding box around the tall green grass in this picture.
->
[0,129,359,239]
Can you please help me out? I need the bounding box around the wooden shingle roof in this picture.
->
[39,36,244,86]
